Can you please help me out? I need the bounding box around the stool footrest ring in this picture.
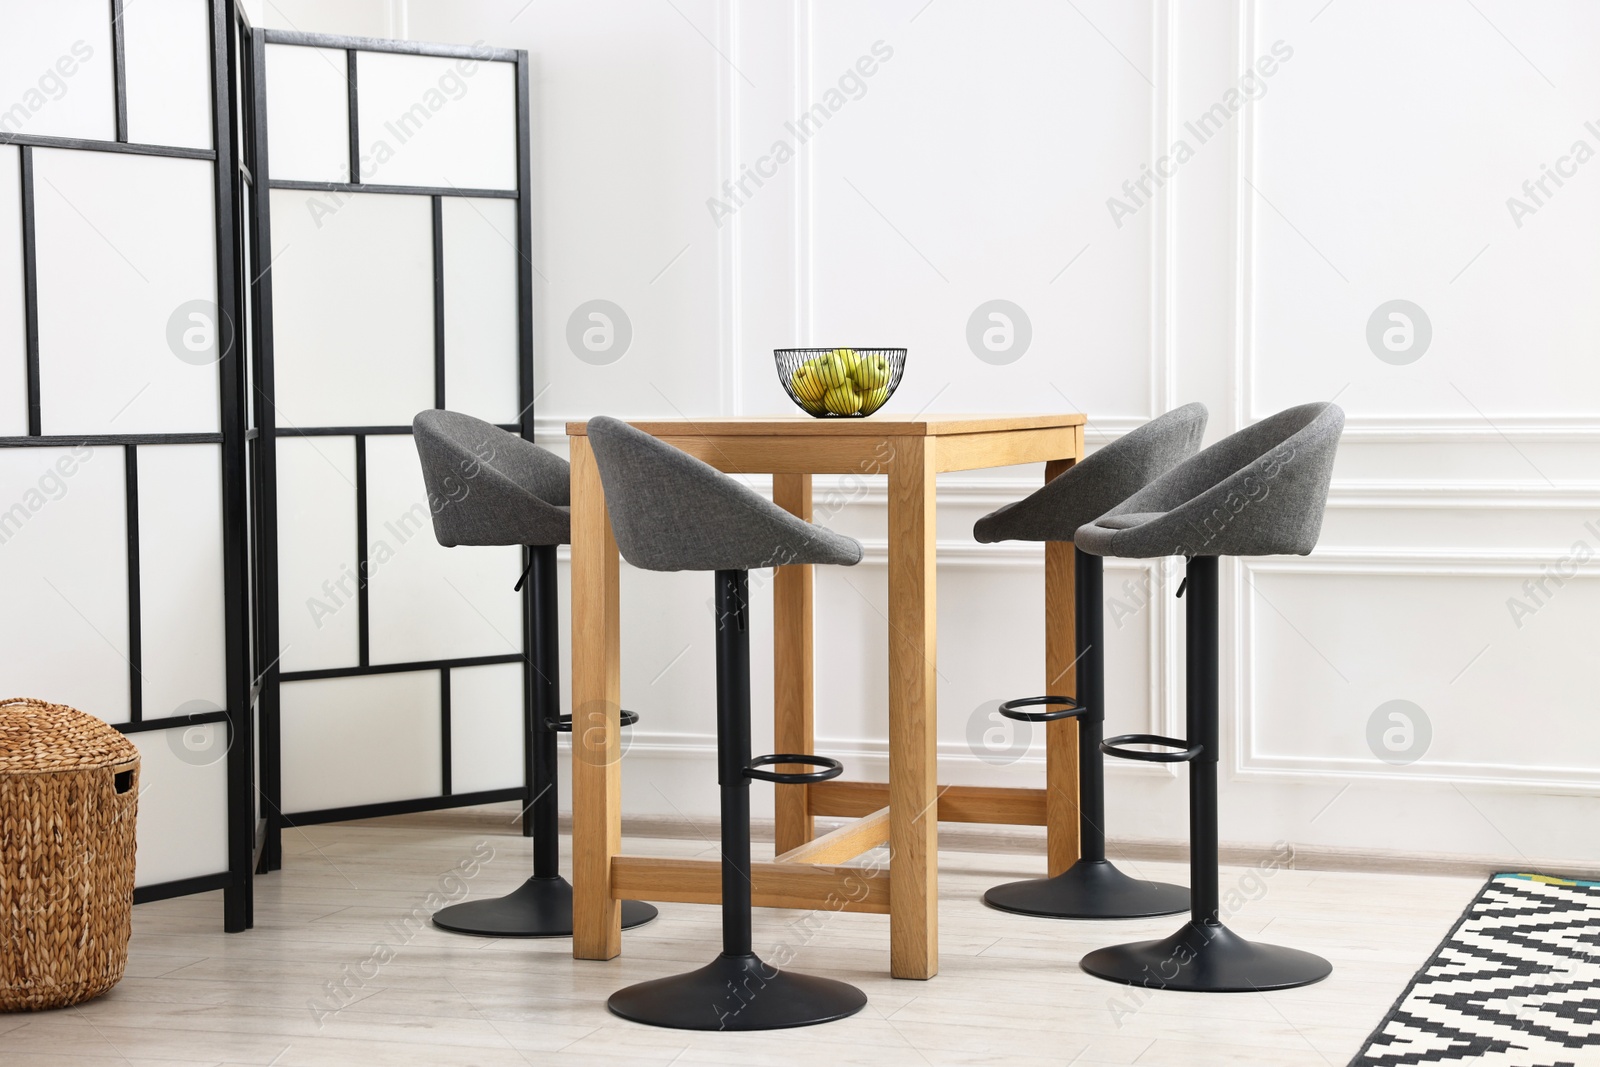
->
[999,695,1089,723]
[1101,733,1203,763]
[745,753,843,784]
[552,709,640,733]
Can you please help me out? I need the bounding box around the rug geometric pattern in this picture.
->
[1353,873,1600,1066]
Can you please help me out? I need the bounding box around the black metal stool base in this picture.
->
[983,859,1189,920]
[608,952,867,1031]
[1081,920,1332,992]
[606,573,866,1031]
[431,876,658,938]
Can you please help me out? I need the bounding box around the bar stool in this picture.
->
[977,403,1207,919]
[586,415,868,1031]
[1074,401,1344,992]
[412,410,657,937]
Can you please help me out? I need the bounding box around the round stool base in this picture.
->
[1081,920,1331,992]
[983,860,1189,920]
[431,876,658,938]
[608,952,867,1031]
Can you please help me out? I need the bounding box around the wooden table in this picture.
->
[566,413,1086,979]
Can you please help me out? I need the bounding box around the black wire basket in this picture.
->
[774,348,906,418]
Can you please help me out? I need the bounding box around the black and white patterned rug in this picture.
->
[1353,872,1600,1066]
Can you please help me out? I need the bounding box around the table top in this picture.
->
[565,413,1086,438]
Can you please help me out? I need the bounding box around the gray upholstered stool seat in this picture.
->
[1074,402,1345,559]
[1076,402,1344,994]
[586,415,862,572]
[409,409,656,938]
[1099,512,1163,530]
[413,409,572,548]
[975,403,1206,922]
[974,402,1207,544]
[586,415,867,1031]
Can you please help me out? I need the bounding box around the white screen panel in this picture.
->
[137,444,227,720]
[449,661,522,793]
[268,190,434,427]
[123,0,213,150]
[32,148,218,435]
[128,727,229,884]
[441,196,519,423]
[275,436,359,672]
[0,4,115,142]
[0,445,129,721]
[281,672,442,810]
[363,433,522,664]
[355,52,517,191]
[0,145,24,436]
[263,45,350,182]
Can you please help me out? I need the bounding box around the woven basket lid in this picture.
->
[0,698,140,773]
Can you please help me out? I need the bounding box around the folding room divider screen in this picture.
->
[0,0,253,929]
[245,28,536,871]
[1,5,531,931]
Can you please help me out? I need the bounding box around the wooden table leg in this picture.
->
[772,473,815,855]
[1044,457,1082,877]
[887,437,938,980]
[569,436,623,961]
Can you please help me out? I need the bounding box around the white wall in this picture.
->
[276,0,1600,868]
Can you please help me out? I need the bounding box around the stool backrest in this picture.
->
[585,416,862,573]
[975,402,1207,543]
[412,409,572,547]
[1077,402,1344,558]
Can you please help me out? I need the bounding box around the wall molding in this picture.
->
[1235,554,1600,793]
[1337,416,1600,443]
[1151,0,1176,419]
[1326,481,1600,510]
[720,0,741,416]
[1234,1,1600,442]
[1244,547,1600,574]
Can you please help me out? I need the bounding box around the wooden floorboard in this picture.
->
[3,804,1481,1066]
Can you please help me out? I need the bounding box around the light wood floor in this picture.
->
[2,806,1481,1066]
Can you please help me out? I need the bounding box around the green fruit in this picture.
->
[860,384,890,413]
[833,347,861,379]
[790,364,826,402]
[852,354,890,389]
[806,351,850,389]
[823,383,863,415]
[797,396,827,416]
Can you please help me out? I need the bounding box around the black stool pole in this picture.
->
[715,569,755,958]
[1186,554,1221,927]
[1076,547,1107,865]
[431,544,657,938]
[531,544,562,876]
[606,569,866,1030]
[1082,556,1330,992]
[983,548,1188,919]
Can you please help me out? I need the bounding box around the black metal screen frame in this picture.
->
[244,29,537,870]
[1,0,255,929]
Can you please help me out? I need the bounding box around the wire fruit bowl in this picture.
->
[774,348,906,418]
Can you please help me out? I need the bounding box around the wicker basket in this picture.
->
[1,697,140,1011]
